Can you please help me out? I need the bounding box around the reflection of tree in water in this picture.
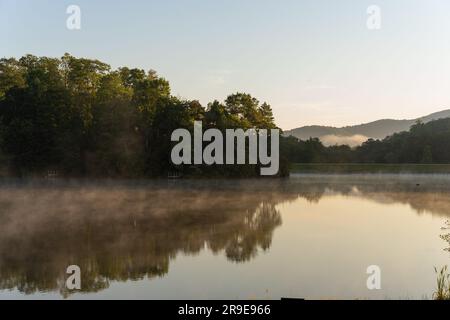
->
[291,176,450,254]
[290,176,450,218]
[224,202,281,263]
[0,181,286,296]
[2,176,450,296]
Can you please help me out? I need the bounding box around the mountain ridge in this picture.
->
[284,109,450,146]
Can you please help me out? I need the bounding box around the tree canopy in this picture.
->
[0,54,281,177]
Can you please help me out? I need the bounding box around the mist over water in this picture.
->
[0,175,449,299]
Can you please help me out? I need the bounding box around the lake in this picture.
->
[0,174,449,300]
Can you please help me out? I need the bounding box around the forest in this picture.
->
[0,54,285,178]
[283,118,450,164]
[1,54,450,179]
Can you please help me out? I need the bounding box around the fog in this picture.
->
[320,134,369,147]
[0,175,450,298]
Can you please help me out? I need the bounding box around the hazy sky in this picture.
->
[1,0,450,129]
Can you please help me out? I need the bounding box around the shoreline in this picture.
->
[291,163,450,174]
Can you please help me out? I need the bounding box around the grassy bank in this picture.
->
[290,163,450,174]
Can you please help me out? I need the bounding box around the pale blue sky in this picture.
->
[1,0,450,129]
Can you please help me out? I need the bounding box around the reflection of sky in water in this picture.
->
[0,175,449,300]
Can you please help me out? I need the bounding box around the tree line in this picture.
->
[2,54,448,178]
[283,118,450,164]
[0,54,285,178]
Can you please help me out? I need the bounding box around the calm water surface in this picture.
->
[0,175,449,299]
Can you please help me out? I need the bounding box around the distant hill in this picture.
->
[284,109,450,146]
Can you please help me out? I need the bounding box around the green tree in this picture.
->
[421,145,433,164]
[0,58,26,100]
[0,54,289,177]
